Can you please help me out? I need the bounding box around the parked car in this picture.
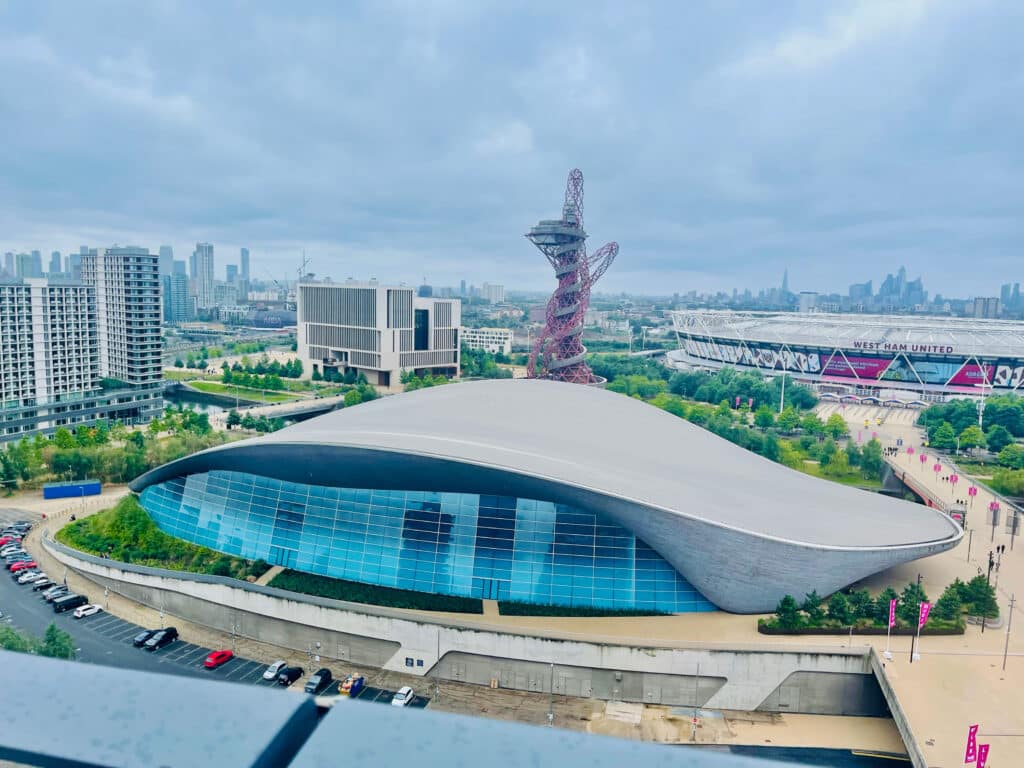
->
[204,649,234,669]
[304,668,333,695]
[0,537,20,547]
[276,666,304,686]
[53,594,88,613]
[32,579,56,592]
[340,674,366,697]
[16,571,43,584]
[43,586,69,602]
[25,573,49,585]
[263,660,288,681]
[144,627,179,651]
[73,604,103,619]
[133,629,158,647]
[391,686,415,707]
[10,561,37,574]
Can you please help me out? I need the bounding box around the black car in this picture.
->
[304,668,333,695]
[133,629,158,647]
[32,579,56,591]
[144,627,179,651]
[43,587,70,602]
[277,666,304,686]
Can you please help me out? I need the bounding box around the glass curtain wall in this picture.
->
[139,470,714,613]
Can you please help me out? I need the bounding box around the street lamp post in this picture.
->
[547,662,555,728]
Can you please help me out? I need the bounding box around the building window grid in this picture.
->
[140,471,714,613]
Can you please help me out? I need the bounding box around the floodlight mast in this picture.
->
[526,169,619,383]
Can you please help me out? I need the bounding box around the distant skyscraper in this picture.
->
[240,248,250,281]
[460,279,467,296]
[30,250,43,277]
[15,253,39,278]
[482,282,505,304]
[781,269,789,295]
[973,297,1001,319]
[192,242,215,309]
[173,259,187,277]
[1000,283,1012,307]
[226,264,239,284]
[159,245,174,276]
[2,252,13,277]
[163,272,191,324]
[66,252,84,280]
[49,251,61,275]
[417,283,433,298]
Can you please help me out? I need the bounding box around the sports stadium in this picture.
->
[130,380,961,614]
[671,310,1024,402]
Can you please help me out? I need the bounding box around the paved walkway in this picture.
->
[255,565,285,586]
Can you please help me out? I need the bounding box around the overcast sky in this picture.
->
[1,1,1021,297]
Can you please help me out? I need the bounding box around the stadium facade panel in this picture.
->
[131,380,962,613]
[671,310,1024,399]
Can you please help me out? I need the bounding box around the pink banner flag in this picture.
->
[977,743,990,768]
[964,724,978,762]
[889,598,896,629]
[919,602,931,628]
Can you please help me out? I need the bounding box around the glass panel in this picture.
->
[138,471,715,613]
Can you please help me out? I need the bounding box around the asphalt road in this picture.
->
[0,507,428,707]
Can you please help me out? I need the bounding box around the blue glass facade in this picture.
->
[139,470,714,613]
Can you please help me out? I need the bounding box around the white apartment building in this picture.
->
[1,252,162,440]
[0,279,99,412]
[297,281,461,387]
[460,327,513,355]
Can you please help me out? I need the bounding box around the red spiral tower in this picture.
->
[527,169,619,383]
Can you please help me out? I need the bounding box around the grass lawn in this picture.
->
[798,460,882,489]
[188,380,301,403]
[163,369,218,382]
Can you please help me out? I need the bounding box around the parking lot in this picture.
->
[0,511,428,708]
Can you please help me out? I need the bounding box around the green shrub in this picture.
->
[498,601,667,617]
[57,496,269,581]
[268,569,483,614]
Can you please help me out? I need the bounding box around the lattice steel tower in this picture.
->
[527,169,619,383]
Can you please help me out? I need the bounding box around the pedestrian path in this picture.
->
[256,565,285,586]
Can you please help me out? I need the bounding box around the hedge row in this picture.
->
[498,601,667,617]
[268,569,484,614]
[757,619,965,636]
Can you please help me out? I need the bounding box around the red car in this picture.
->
[0,536,20,547]
[204,649,234,669]
[10,561,37,573]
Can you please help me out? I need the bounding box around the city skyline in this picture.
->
[1,2,1022,296]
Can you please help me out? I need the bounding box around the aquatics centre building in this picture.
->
[671,310,1024,402]
[131,380,962,614]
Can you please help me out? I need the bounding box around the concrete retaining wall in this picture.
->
[46,537,888,715]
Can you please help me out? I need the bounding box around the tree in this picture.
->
[897,581,929,625]
[240,413,257,430]
[875,587,899,624]
[777,407,800,433]
[845,440,862,467]
[801,413,824,436]
[985,425,1014,454]
[828,592,852,624]
[174,358,184,368]
[753,405,775,430]
[958,425,986,453]
[933,581,963,621]
[962,575,998,618]
[997,444,1024,469]
[38,623,76,660]
[802,591,825,624]
[930,421,956,450]
[343,389,362,407]
[847,589,873,621]
[52,427,76,450]
[824,413,849,440]
[226,410,241,429]
[823,449,851,477]
[774,595,802,630]
[860,438,884,479]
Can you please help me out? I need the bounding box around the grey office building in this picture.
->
[163,272,191,324]
[132,380,961,613]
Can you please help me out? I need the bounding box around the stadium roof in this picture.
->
[135,379,959,550]
[672,310,1024,356]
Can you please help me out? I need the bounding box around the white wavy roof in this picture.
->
[240,379,959,549]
